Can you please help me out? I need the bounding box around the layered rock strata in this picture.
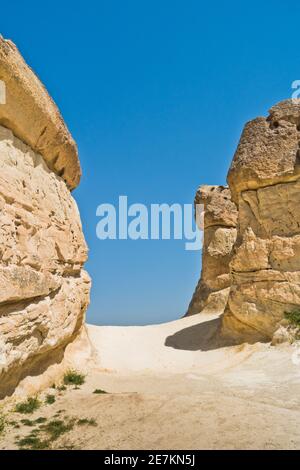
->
[222,99,300,341]
[186,185,237,315]
[0,38,90,398]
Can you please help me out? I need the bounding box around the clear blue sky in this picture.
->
[1,1,299,325]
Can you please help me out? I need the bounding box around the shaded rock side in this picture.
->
[0,40,90,398]
[222,99,300,342]
[186,185,238,315]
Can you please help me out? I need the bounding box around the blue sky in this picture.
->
[1,1,300,325]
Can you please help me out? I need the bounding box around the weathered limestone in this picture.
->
[0,39,90,398]
[0,36,81,190]
[186,185,237,315]
[222,99,300,341]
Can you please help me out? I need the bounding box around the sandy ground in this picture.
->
[1,311,300,450]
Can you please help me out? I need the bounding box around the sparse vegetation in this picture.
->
[15,397,41,414]
[40,418,76,440]
[21,418,35,427]
[93,388,107,394]
[63,369,85,386]
[16,416,76,450]
[20,417,47,427]
[45,394,56,405]
[77,418,97,427]
[57,385,67,392]
[0,414,6,434]
[285,309,300,328]
[35,417,47,424]
[16,435,50,450]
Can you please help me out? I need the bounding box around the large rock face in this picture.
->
[0,38,90,398]
[186,185,237,315]
[222,100,300,341]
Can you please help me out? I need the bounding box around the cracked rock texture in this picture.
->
[0,39,90,398]
[186,185,237,315]
[222,99,300,341]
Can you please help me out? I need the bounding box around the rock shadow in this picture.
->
[165,316,243,352]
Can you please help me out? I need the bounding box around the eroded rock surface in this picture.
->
[0,36,81,190]
[222,99,300,341]
[0,39,90,398]
[186,185,237,315]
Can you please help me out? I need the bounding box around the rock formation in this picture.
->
[188,99,300,344]
[221,99,300,342]
[186,185,237,315]
[0,37,91,398]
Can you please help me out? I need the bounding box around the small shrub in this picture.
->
[45,394,56,405]
[285,309,300,327]
[63,370,85,386]
[20,417,47,426]
[77,418,97,427]
[16,435,50,450]
[35,417,47,424]
[57,385,67,392]
[21,418,35,427]
[93,389,107,394]
[41,418,75,440]
[0,414,6,434]
[15,397,41,414]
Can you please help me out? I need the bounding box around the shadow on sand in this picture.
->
[164,315,261,352]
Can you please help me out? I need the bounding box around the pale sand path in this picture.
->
[1,312,300,449]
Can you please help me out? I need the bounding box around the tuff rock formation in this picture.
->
[222,99,300,342]
[0,37,91,398]
[186,185,237,315]
[188,99,300,344]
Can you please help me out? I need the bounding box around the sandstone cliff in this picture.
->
[0,37,91,398]
[222,99,300,342]
[186,185,237,315]
[188,99,300,344]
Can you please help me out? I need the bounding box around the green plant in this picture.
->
[0,414,6,434]
[285,309,300,327]
[63,370,85,386]
[93,388,107,394]
[16,435,50,450]
[57,385,67,392]
[41,418,75,440]
[35,417,47,424]
[20,418,35,427]
[16,416,76,450]
[77,418,97,427]
[20,417,47,426]
[45,394,56,405]
[15,397,41,414]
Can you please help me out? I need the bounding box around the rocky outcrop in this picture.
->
[222,99,300,342]
[186,185,237,315]
[0,38,90,398]
[0,37,81,190]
